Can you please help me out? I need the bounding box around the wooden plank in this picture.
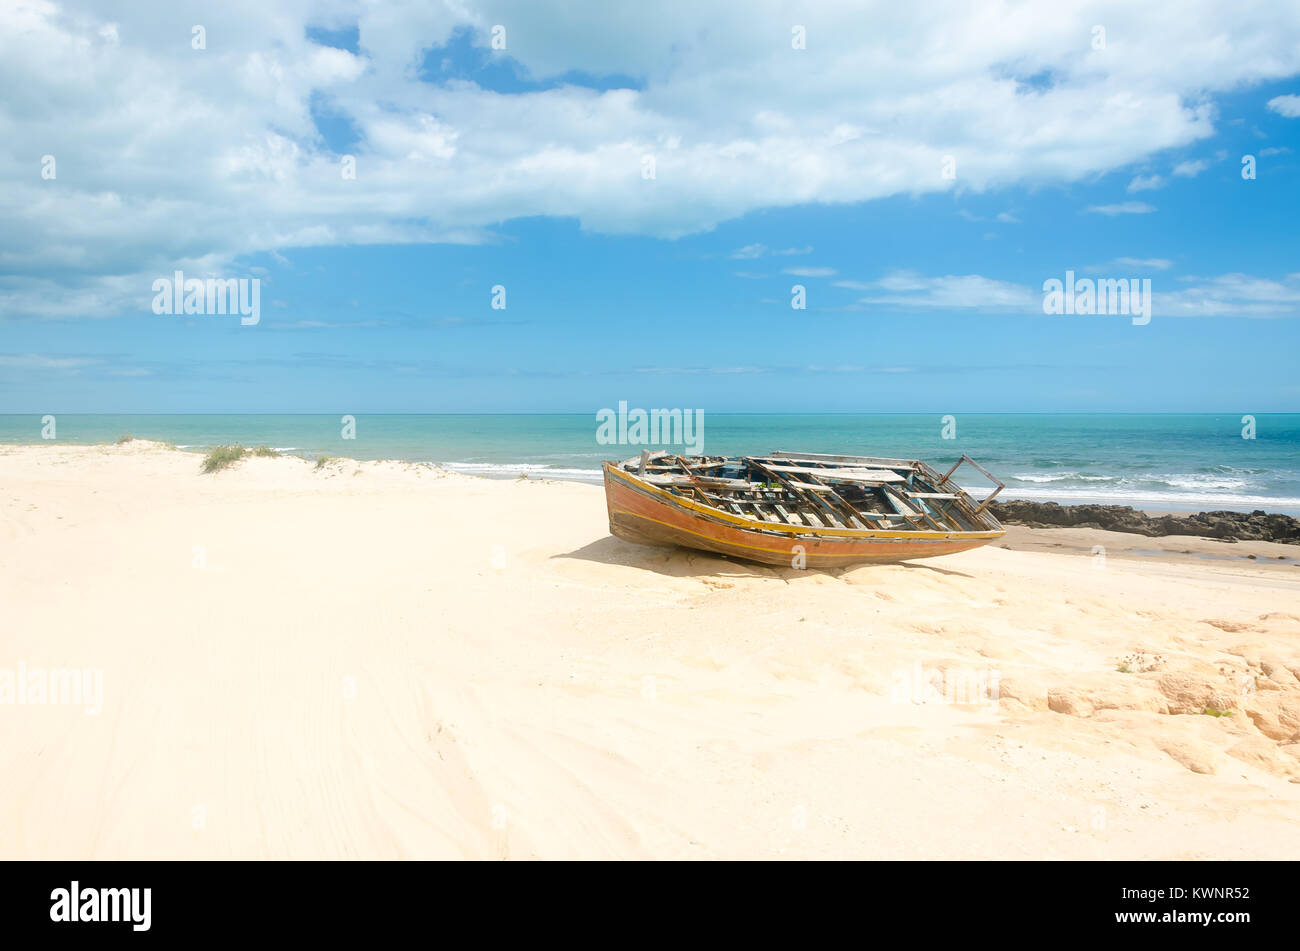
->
[813,483,871,529]
[798,508,826,527]
[773,464,880,531]
[771,502,801,525]
[786,479,835,492]
[744,458,857,530]
[856,510,912,522]
[876,484,927,530]
[702,491,761,519]
[642,473,755,489]
[761,461,870,530]
[770,450,921,468]
[882,484,944,530]
[759,463,905,482]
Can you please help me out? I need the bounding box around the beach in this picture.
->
[2,440,1299,860]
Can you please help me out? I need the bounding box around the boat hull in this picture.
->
[603,463,1003,568]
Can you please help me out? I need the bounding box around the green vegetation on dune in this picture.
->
[201,445,248,473]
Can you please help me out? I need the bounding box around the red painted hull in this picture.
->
[603,463,1003,568]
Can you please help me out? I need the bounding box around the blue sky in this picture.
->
[2,2,1299,412]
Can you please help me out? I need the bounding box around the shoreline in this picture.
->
[3,438,1298,520]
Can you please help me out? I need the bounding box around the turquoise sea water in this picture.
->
[2,413,1297,514]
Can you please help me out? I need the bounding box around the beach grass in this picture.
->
[201,445,248,473]
[314,455,333,470]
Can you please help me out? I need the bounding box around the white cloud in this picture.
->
[1127,174,1165,192]
[1161,273,1300,317]
[1085,257,1173,272]
[632,365,762,374]
[1084,202,1157,215]
[0,353,99,369]
[783,266,836,278]
[731,243,815,259]
[836,271,1039,312]
[1266,94,1300,117]
[833,268,1300,318]
[4,1,1300,316]
[959,209,1020,222]
[1114,257,1173,270]
[1172,159,1208,177]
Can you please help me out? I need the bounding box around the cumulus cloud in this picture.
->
[4,0,1300,317]
[1266,93,1300,117]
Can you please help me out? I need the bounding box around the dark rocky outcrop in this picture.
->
[988,500,1300,546]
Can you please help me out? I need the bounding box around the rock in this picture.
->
[1259,657,1300,687]
[1047,681,1168,717]
[989,501,1300,545]
[1156,672,1238,716]
[1048,687,1091,716]
[1225,738,1300,779]
[994,677,1047,712]
[1245,705,1293,740]
[1159,740,1219,774]
[1278,700,1300,736]
[1243,698,1300,739]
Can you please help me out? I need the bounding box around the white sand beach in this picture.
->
[2,441,1299,860]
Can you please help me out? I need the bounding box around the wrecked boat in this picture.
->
[602,450,1006,567]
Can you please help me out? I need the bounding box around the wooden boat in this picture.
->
[602,450,1006,567]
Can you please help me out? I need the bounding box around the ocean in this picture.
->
[2,413,1297,515]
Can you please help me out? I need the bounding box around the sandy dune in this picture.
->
[2,441,1298,859]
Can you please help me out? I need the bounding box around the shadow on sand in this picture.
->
[553,535,975,581]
